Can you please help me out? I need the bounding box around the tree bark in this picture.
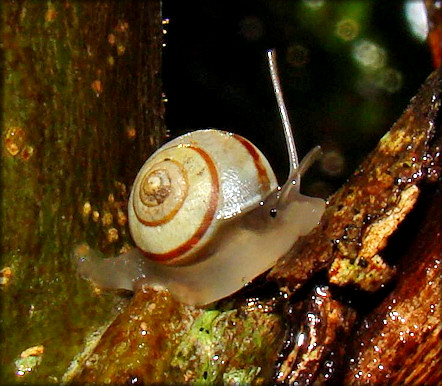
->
[1,1,164,383]
[344,188,441,384]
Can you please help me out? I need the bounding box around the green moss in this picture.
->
[171,308,282,384]
[223,367,262,384]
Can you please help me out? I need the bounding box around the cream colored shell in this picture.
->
[128,129,278,265]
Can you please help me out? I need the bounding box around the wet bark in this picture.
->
[270,68,441,385]
[269,69,441,295]
[343,188,441,384]
[1,1,164,383]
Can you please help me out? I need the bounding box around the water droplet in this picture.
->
[107,227,119,243]
[20,145,34,161]
[92,210,100,222]
[4,127,25,156]
[117,44,126,56]
[108,33,116,45]
[82,202,92,217]
[91,79,103,95]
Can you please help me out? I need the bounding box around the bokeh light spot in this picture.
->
[405,1,428,42]
[377,67,403,93]
[320,149,345,177]
[303,0,325,10]
[336,18,360,42]
[239,15,264,41]
[287,44,310,67]
[352,39,386,71]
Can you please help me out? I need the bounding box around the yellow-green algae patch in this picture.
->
[171,306,283,384]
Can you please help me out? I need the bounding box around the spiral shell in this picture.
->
[128,129,278,265]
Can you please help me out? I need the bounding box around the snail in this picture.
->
[74,50,325,306]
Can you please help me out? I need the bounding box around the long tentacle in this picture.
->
[267,49,299,175]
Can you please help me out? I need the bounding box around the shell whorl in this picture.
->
[128,130,278,266]
[133,159,188,226]
[129,142,220,265]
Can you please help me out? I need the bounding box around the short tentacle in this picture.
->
[277,146,323,209]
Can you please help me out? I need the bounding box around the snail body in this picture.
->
[74,50,326,305]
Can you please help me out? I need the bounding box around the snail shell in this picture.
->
[129,129,278,266]
[74,50,326,305]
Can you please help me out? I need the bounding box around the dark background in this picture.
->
[162,1,432,197]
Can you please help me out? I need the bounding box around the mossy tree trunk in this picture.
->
[1,1,164,383]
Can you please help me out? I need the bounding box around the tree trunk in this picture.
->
[1,1,164,383]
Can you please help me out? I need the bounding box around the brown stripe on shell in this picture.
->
[140,145,220,264]
[232,133,271,193]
